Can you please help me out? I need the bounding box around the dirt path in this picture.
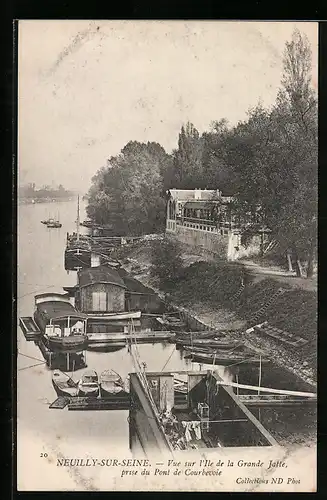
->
[238,259,317,292]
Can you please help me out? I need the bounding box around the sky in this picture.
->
[18,21,318,192]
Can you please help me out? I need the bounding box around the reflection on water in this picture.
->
[17,200,316,456]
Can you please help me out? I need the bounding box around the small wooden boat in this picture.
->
[175,330,226,341]
[41,218,52,225]
[99,370,127,398]
[80,219,94,228]
[87,311,141,321]
[52,369,79,397]
[176,337,243,350]
[156,315,186,331]
[183,347,269,366]
[78,370,100,397]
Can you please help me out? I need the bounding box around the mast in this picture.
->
[76,194,80,242]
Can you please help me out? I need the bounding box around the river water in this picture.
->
[17,199,224,485]
[17,199,316,489]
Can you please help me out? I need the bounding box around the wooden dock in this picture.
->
[239,394,317,407]
[49,396,130,411]
[87,331,174,344]
[129,370,279,455]
[19,316,41,341]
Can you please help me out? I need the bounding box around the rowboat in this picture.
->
[183,347,269,366]
[176,337,243,350]
[99,370,127,398]
[87,311,141,321]
[155,315,186,331]
[52,369,79,397]
[175,330,226,340]
[78,370,100,397]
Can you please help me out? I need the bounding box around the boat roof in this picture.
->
[78,266,126,289]
[36,300,87,320]
[35,293,71,304]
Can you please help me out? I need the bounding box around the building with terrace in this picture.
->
[165,188,269,261]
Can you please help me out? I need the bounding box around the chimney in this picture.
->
[194,188,201,200]
[91,253,101,267]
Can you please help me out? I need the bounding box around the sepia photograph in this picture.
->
[17,20,317,492]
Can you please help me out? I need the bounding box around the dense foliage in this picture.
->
[150,237,184,288]
[87,29,317,276]
[86,141,171,235]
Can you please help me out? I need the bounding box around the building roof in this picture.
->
[78,266,126,289]
[168,189,219,202]
[36,300,87,321]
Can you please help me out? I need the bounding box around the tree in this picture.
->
[86,142,171,235]
[150,237,184,288]
[171,122,204,188]
[274,29,317,277]
[201,119,236,194]
[226,29,317,277]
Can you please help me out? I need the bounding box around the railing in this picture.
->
[167,216,267,236]
[176,217,238,235]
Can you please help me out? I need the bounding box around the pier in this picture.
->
[129,370,279,456]
[49,395,130,411]
[87,330,174,345]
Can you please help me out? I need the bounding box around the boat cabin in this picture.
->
[75,266,127,314]
[34,293,87,337]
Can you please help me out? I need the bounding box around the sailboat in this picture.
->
[41,211,54,225]
[64,195,91,270]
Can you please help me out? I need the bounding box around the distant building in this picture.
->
[75,266,126,313]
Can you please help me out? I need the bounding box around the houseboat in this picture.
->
[64,195,92,270]
[33,292,88,351]
[74,265,142,328]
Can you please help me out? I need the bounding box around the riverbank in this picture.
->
[114,238,317,388]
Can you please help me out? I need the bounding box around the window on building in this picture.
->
[92,291,107,311]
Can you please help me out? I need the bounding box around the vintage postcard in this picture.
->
[17,20,317,492]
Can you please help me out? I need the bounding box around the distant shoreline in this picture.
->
[18,196,77,205]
